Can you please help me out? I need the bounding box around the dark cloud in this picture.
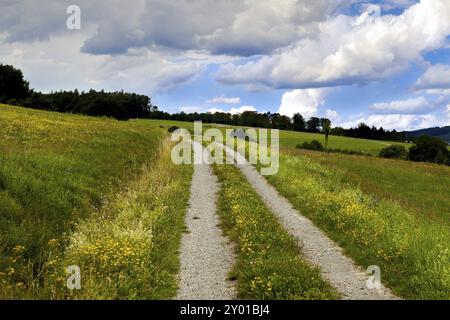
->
[0,0,349,57]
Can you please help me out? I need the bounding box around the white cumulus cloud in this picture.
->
[365,114,439,131]
[207,95,241,104]
[414,64,450,94]
[369,97,434,114]
[279,88,329,118]
[325,109,340,123]
[217,0,450,90]
[208,105,257,115]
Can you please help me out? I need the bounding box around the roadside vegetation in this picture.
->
[59,139,192,299]
[288,149,450,224]
[213,163,338,300]
[266,152,450,299]
[297,135,450,166]
[0,104,191,299]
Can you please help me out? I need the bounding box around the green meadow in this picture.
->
[0,104,191,298]
[149,119,411,156]
[265,151,450,299]
[1,104,449,300]
[278,130,410,155]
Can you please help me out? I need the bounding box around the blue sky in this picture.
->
[1,0,450,131]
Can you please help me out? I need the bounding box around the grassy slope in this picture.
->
[0,104,191,299]
[214,163,338,300]
[60,139,192,300]
[266,151,450,299]
[279,130,410,156]
[286,149,450,224]
[150,119,408,156]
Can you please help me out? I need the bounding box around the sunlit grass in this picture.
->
[0,104,182,299]
[149,119,408,156]
[214,163,338,300]
[266,152,450,299]
[285,148,450,224]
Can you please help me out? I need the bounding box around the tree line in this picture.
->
[0,63,430,143]
[152,109,408,142]
[0,64,153,120]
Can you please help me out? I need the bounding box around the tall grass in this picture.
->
[57,139,192,299]
[267,153,450,299]
[0,104,166,298]
[287,149,450,224]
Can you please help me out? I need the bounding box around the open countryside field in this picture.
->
[5,1,450,311]
[278,130,411,156]
[0,104,192,299]
[148,119,411,156]
[264,151,450,299]
[0,104,449,300]
[285,149,450,224]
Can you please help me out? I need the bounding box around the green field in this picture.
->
[0,104,192,299]
[265,150,450,299]
[150,119,410,156]
[279,130,410,155]
[285,149,450,224]
[1,104,449,300]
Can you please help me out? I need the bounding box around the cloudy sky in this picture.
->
[1,0,450,130]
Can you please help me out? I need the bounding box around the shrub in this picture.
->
[409,135,450,165]
[297,140,324,151]
[297,142,371,157]
[329,148,369,156]
[379,145,408,160]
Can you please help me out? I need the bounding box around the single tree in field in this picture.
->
[321,118,331,150]
[306,117,321,132]
[293,113,306,131]
[0,64,30,102]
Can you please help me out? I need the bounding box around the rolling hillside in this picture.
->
[405,126,450,144]
[147,119,410,156]
[0,104,192,299]
[1,104,449,300]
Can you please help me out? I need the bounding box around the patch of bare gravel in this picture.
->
[219,143,398,300]
[176,142,235,300]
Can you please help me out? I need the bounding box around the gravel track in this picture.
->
[218,143,398,300]
[176,142,235,300]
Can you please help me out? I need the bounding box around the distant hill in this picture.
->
[405,126,450,144]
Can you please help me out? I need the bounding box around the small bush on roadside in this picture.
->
[297,140,324,151]
[379,145,408,160]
